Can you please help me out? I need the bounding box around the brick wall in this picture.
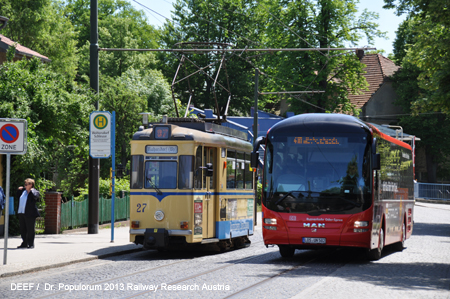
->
[44,192,61,234]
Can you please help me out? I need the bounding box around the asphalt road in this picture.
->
[1,202,449,299]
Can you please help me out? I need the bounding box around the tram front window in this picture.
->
[145,160,177,189]
[264,133,371,215]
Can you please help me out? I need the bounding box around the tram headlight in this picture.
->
[154,210,165,221]
[264,218,277,225]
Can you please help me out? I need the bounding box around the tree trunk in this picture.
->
[425,149,438,183]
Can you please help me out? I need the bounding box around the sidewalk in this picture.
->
[0,221,142,278]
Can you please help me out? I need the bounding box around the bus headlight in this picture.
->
[354,221,369,232]
[264,218,277,225]
[264,226,277,230]
[354,221,369,227]
[154,210,165,221]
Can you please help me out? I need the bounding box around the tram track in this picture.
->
[122,246,352,298]
[222,248,342,298]
[33,240,266,299]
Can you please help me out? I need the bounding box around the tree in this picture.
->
[158,0,267,116]
[385,0,450,182]
[64,0,160,80]
[99,68,174,174]
[260,0,386,114]
[0,58,96,193]
[0,0,79,78]
[158,0,386,116]
[384,0,450,112]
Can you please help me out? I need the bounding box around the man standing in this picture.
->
[16,178,40,249]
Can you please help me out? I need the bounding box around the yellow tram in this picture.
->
[129,116,256,250]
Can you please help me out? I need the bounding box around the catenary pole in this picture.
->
[89,0,99,234]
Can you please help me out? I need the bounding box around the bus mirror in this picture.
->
[251,152,259,168]
[373,153,381,170]
[206,163,213,177]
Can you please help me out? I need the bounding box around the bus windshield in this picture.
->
[263,133,372,215]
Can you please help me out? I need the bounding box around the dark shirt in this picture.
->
[16,188,40,218]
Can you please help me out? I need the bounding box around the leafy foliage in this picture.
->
[386,0,450,181]
[0,58,95,194]
[0,0,79,78]
[158,0,385,116]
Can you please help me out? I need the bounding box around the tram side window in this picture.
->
[245,153,253,189]
[226,150,236,189]
[130,155,144,189]
[179,155,194,189]
[194,146,203,189]
[236,152,245,189]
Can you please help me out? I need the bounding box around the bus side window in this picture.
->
[130,155,144,189]
[179,155,194,189]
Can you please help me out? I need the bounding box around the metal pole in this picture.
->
[253,69,259,226]
[3,153,10,265]
[89,0,99,234]
[111,111,115,242]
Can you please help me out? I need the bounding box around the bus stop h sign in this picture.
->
[0,119,27,154]
[90,111,111,158]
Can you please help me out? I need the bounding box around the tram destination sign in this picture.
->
[90,111,111,158]
[0,119,27,154]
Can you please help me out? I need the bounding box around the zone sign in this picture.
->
[0,119,27,154]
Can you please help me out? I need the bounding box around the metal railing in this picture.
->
[415,183,450,201]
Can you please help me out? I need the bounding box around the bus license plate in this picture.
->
[302,237,326,244]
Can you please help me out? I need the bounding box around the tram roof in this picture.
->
[132,117,251,146]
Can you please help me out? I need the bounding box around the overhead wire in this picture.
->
[130,0,358,112]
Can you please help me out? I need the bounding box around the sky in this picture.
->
[129,0,406,56]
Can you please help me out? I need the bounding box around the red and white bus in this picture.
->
[251,113,414,260]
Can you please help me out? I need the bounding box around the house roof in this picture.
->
[0,34,50,62]
[348,54,399,109]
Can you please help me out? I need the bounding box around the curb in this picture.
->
[0,247,143,278]
[415,198,450,205]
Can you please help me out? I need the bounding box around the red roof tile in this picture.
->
[0,34,50,62]
[348,54,399,109]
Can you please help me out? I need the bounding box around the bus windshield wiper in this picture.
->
[275,191,302,205]
[147,178,162,195]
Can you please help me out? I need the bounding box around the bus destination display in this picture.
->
[292,136,345,146]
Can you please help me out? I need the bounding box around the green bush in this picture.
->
[74,177,130,201]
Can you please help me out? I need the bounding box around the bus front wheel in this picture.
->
[279,245,295,258]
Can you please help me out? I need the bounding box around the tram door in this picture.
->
[203,147,216,238]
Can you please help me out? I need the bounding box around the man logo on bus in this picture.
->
[303,223,325,228]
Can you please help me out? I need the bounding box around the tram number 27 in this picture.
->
[136,203,147,212]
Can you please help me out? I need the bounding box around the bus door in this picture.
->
[203,147,216,238]
[371,168,382,249]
